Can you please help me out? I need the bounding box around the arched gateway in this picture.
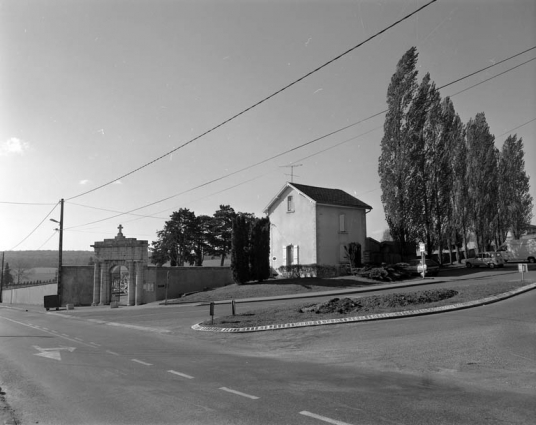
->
[91,225,149,306]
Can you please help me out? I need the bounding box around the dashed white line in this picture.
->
[167,370,194,379]
[299,411,353,425]
[61,334,69,337]
[106,350,120,356]
[219,387,259,400]
[89,342,101,347]
[131,359,153,366]
[74,337,83,341]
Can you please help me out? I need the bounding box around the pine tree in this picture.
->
[378,47,419,255]
[2,262,14,286]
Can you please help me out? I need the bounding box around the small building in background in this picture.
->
[264,182,372,272]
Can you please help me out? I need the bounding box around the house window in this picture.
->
[339,214,346,232]
[287,195,294,212]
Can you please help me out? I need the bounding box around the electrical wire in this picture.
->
[65,0,438,202]
[0,201,56,206]
[36,231,59,250]
[449,57,536,97]
[497,117,536,138]
[8,202,59,250]
[66,48,536,230]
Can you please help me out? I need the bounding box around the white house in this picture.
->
[263,182,372,271]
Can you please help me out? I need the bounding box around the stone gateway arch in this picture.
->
[91,225,148,306]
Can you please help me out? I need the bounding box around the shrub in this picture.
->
[276,264,343,279]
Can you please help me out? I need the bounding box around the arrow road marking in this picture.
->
[32,346,76,361]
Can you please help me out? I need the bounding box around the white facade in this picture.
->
[264,183,371,271]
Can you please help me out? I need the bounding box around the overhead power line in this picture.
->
[449,57,536,97]
[66,46,536,231]
[497,117,536,138]
[8,202,59,250]
[0,201,56,206]
[65,0,438,202]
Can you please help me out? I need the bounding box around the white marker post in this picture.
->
[419,242,426,279]
[518,263,528,281]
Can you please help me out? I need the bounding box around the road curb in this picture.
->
[191,282,536,333]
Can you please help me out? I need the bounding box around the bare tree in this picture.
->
[13,261,33,285]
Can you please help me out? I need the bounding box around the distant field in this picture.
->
[23,267,57,282]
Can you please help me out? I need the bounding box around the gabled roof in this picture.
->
[264,182,372,213]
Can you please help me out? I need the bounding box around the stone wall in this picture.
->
[1,283,57,306]
[2,265,233,307]
[62,265,94,306]
[144,266,233,303]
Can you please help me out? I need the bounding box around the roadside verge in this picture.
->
[191,282,536,333]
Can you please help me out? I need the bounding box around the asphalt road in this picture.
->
[1,273,535,424]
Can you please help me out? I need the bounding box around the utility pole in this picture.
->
[50,199,64,306]
[58,199,64,305]
[280,164,302,183]
[0,251,4,303]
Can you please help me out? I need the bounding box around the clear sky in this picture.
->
[1,0,535,252]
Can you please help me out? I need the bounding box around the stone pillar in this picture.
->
[99,261,109,305]
[128,260,136,306]
[135,261,144,306]
[92,261,101,306]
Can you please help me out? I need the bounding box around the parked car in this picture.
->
[404,259,440,276]
[465,252,505,268]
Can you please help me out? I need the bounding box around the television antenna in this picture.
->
[280,164,302,182]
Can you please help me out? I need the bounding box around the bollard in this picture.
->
[231,299,236,316]
[210,302,215,324]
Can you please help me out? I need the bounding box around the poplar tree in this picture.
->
[498,135,533,239]
[465,113,498,251]
[433,96,457,263]
[444,103,467,263]
[379,47,419,255]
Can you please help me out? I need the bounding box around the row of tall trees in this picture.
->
[151,205,239,267]
[379,47,533,262]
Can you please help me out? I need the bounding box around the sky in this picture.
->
[1,0,535,252]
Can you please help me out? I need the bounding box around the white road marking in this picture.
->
[0,317,96,348]
[33,346,76,362]
[42,327,49,330]
[106,350,120,356]
[131,359,153,366]
[167,370,194,379]
[74,337,83,341]
[61,334,69,337]
[299,411,354,425]
[89,342,101,346]
[219,387,259,400]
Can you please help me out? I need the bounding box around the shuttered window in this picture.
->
[339,214,346,232]
[287,196,294,212]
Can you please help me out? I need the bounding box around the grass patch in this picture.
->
[201,280,530,328]
[168,277,383,304]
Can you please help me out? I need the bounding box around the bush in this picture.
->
[277,264,343,279]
